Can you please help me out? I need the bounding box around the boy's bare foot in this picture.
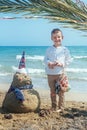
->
[50,107,56,112]
[56,109,62,113]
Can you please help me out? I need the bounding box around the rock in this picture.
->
[4,114,13,119]
[39,109,50,117]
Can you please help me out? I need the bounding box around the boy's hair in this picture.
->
[51,28,63,36]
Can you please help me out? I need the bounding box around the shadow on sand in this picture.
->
[62,107,87,119]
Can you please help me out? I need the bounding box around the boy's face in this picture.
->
[51,31,63,47]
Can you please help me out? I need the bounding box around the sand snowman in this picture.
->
[2,52,40,113]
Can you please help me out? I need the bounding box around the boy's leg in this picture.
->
[58,91,64,110]
[47,75,56,110]
[57,74,65,110]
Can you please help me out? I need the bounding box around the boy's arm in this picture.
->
[44,51,50,66]
[44,50,55,69]
[64,47,72,67]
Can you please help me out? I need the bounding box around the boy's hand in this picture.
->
[48,62,56,69]
[55,61,63,67]
[48,61,63,69]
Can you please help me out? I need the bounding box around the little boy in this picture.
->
[44,28,71,112]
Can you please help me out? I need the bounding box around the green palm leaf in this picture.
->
[0,0,87,31]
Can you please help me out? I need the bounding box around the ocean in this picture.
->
[0,46,87,92]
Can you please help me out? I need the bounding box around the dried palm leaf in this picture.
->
[0,0,87,31]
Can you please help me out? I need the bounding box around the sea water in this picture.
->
[0,46,87,92]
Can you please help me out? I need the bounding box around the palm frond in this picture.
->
[0,0,87,31]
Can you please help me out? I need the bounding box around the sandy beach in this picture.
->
[0,83,87,130]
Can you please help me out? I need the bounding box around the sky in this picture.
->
[0,0,87,46]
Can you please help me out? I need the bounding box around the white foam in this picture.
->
[66,68,87,73]
[73,55,87,59]
[16,55,44,61]
[12,66,44,74]
[12,66,18,71]
[27,68,45,74]
[0,72,10,76]
[16,55,21,59]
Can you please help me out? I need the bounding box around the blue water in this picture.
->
[0,46,87,92]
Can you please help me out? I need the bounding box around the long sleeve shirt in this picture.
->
[44,45,72,75]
